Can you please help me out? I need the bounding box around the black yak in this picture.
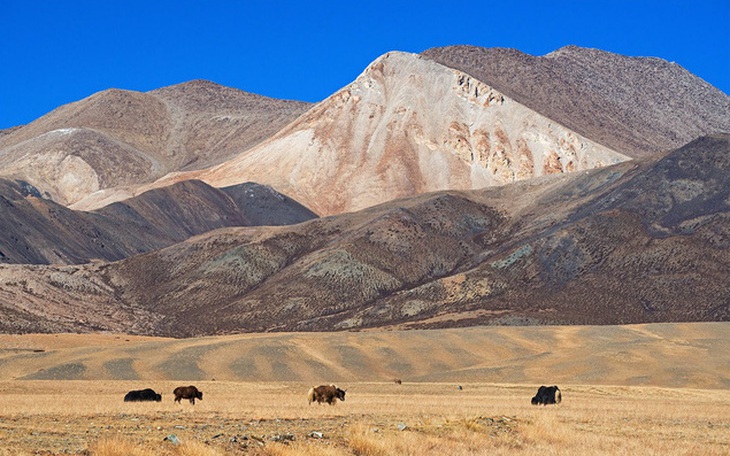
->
[531,385,562,405]
[124,388,162,402]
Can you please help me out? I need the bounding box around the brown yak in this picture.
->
[173,385,203,404]
[307,384,346,405]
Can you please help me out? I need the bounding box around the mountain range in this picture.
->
[0,80,311,207]
[0,45,728,336]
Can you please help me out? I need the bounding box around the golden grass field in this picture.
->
[0,323,728,455]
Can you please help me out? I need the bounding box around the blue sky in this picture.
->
[1,0,728,130]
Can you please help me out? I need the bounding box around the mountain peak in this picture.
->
[192,48,626,216]
[544,44,599,57]
[151,78,245,97]
[422,45,730,157]
[0,45,729,335]
[157,78,226,90]
[150,79,312,108]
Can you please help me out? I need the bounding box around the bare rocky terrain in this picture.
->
[166,51,627,216]
[0,45,728,336]
[0,80,312,207]
[0,45,728,456]
[0,135,727,335]
[422,45,730,158]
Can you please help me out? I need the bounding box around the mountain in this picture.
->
[421,45,730,158]
[377,134,730,329]
[0,135,726,335]
[147,51,628,216]
[0,179,316,265]
[0,45,728,336]
[0,80,312,206]
[4,47,726,217]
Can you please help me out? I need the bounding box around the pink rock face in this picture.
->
[186,52,627,216]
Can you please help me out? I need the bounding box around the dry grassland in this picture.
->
[0,381,728,455]
[0,323,728,454]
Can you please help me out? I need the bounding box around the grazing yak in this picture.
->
[531,385,562,405]
[173,385,203,405]
[307,384,346,405]
[123,388,162,402]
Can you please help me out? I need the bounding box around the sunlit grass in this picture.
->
[0,381,727,455]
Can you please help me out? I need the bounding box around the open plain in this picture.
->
[0,323,728,455]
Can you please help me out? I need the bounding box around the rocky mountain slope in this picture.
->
[1,135,726,335]
[0,45,728,335]
[144,51,628,216]
[422,45,730,158]
[422,46,730,157]
[0,179,316,265]
[0,80,311,206]
[3,46,726,217]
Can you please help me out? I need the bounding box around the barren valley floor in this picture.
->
[0,323,728,455]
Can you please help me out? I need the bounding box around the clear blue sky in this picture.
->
[1,0,728,130]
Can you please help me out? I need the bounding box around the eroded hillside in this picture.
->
[422,45,730,157]
[0,135,726,335]
[0,81,312,207]
[0,46,727,336]
[160,52,627,215]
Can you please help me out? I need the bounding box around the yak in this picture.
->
[307,384,346,405]
[531,385,562,405]
[173,385,203,404]
[124,388,162,402]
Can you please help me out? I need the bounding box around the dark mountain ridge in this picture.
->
[0,179,317,265]
[0,135,726,335]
